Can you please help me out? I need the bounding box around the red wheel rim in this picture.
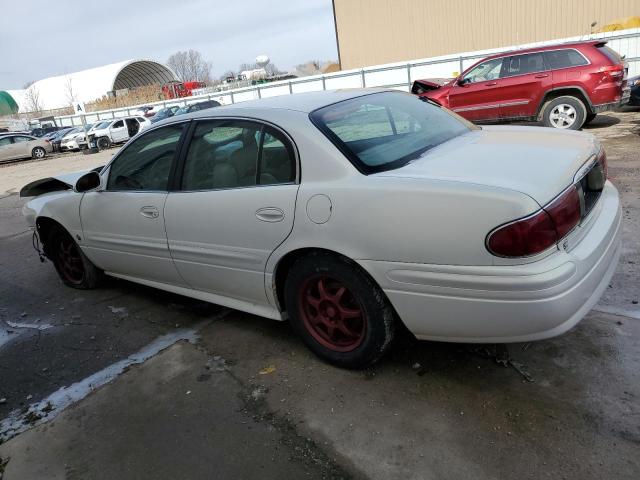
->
[298,275,366,352]
[55,236,84,285]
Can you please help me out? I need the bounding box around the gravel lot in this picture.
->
[1,111,639,479]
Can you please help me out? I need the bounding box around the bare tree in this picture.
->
[167,49,212,84]
[219,70,236,82]
[264,63,283,77]
[22,80,35,89]
[238,63,255,73]
[24,85,43,114]
[295,60,323,76]
[64,76,77,105]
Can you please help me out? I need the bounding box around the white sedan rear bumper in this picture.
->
[359,182,622,343]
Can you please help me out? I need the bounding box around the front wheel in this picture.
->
[583,112,597,126]
[284,253,395,369]
[48,226,102,289]
[542,96,586,130]
[96,137,111,150]
[31,147,46,159]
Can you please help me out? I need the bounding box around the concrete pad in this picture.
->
[193,310,640,480]
[0,341,354,479]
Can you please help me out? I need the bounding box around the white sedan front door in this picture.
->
[164,120,299,306]
[80,122,188,286]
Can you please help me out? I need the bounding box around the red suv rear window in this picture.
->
[596,45,622,64]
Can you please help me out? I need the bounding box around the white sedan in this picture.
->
[20,90,621,368]
[59,127,85,151]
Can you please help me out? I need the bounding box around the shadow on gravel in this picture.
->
[583,114,621,129]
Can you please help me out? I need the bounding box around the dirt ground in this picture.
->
[0,111,639,479]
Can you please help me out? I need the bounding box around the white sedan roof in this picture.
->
[190,88,389,117]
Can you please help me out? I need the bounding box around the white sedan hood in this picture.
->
[377,125,599,206]
[20,168,102,197]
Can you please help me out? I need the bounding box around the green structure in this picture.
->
[0,91,20,115]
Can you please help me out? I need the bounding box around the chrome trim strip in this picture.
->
[453,100,529,113]
[452,104,500,112]
[500,100,530,107]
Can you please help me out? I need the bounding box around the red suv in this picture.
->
[412,41,629,130]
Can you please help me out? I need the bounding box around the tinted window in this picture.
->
[259,127,296,184]
[543,49,589,69]
[13,136,31,143]
[181,121,260,190]
[136,117,146,122]
[112,120,124,128]
[181,121,295,190]
[501,53,546,77]
[107,124,184,191]
[596,45,622,64]
[310,92,472,174]
[463,58,503,83]
[0,137,11,147]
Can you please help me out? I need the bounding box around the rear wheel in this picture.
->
[96,137,111,150]
[542,96,586,130]
[48,226,102,289]
[31,147,46,159]
[284,253,395,369]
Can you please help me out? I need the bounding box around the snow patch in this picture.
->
[6,321,54,331]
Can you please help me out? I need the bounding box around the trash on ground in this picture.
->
[107,306,129,316]
[469,344,534,382]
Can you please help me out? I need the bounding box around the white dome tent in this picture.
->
[23,59,177,112]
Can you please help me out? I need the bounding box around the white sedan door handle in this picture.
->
[140,206,159,219]
[255,207,285,223]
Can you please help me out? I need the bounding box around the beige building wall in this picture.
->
[333,0,640,69]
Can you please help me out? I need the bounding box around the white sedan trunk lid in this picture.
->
[376,125,599,206]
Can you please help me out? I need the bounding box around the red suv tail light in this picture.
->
[487,186,581,258]
[599,64,624,79]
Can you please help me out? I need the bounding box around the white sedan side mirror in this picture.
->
[75,171,101,192]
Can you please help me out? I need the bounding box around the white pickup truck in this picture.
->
[87,116,151,149]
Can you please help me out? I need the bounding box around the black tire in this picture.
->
[96,137,111,150]
[48,225,102,289]
[583,112,597,125]
[31,147,46,159]
[542,96,587,130]
[284,252,395,369]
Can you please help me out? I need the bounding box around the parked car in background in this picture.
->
[0,134,52,161]
[87,116,151,149]
[150,106,180,123]
[412,40,629,130]
[59,127,84,151]
[628,74,640,106]
[49,127,77,152]
[30,126,65,137]
[73,122,100,150]
[20,90,620,368]
[0,131,31,137]
[173,99,221,116]
[132,106,154,117]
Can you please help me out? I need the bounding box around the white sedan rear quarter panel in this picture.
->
[264,112,541,268]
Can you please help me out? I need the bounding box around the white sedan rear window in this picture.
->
[310,92,472,174]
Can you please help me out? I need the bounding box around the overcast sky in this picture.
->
[0,0,338,90]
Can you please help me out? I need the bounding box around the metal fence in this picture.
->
[56,28,640,127]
